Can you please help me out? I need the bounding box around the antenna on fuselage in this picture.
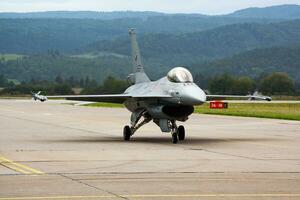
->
[129,28,150,84]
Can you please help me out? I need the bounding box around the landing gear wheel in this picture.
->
[172,133,178,144]
[123,126,131,141]
[178,125,185,141]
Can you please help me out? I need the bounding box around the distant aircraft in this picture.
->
[31,91,47,102]
[32,29,271,143]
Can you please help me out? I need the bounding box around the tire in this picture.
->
[178,126,185,141]
[172,133,178,144]
[123,126,131,141]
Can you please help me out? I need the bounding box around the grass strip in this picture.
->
[195,103,300,121]
[84,102,300,121]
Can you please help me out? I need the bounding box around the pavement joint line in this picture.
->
[1,171,300,177]
[1,194,300,199]
[58,173,129,200]
[0,156,44,175]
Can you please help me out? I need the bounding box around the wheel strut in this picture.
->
[123,110,152,141]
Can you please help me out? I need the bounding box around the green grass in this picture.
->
[85,102,300,121]
[7,79,21,85]
[0,54,24,61]
[195,103,300,121]
[271,96,300,100]
[72,52,127,59]
[71,53,99,59]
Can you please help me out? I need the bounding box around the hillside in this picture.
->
[1,5,300,19]
[0,11,165,20]
[191,45,300,81]
[0,5,299,85]
[1,45,299,84]
[229,4,300,19]
[85,20,300,61]
[0,54,131,83]
[0,16,280,54]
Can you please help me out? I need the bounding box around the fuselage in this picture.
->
[33,94,47,102]
[123,76,206,121]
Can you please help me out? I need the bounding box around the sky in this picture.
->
[0,0,299,14]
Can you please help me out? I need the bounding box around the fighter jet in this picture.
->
[32,29,271,143]
[31,91,47,102]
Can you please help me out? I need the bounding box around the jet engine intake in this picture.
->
[162,105,194,121]
[147,105,194,121]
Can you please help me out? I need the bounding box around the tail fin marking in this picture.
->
[129,28,150,84]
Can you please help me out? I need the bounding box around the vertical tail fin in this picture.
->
[129,28,150,83]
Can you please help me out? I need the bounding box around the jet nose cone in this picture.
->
[181,84,206,105]
[190,90,206,105]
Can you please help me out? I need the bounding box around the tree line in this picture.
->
[0,74,127,96]
[0,74,14,87]
[205,72,296,95]
[0,72,298,96]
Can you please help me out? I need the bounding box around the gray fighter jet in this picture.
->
[32,29,271,143]
[31,91,47,102]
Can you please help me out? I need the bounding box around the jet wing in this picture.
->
[43,94,130,103]
[46,94,131,99]
[206,94,272,101]
[34,93,172,103]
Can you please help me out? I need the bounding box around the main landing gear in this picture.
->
[122,110,186,144]
[123,125,131,141]
[123,109,152,141]
[170,120,185,144]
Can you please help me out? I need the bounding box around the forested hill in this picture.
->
[1,5,300,54]
[0,11,165,20]
[0,5,300,85]
[191,45,300,81]
[228,4,300,19]
[85,20,300,61]
[0,17,280,54]
[1,5,299,19]
[0,54,131,83]
[1,45,299,83]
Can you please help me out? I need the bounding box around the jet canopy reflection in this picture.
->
[167,67,194,83]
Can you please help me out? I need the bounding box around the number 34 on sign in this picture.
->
[209,101,228,109]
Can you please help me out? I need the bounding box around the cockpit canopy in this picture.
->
[167,67,194,83]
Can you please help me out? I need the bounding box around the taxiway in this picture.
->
[0,100,300,199]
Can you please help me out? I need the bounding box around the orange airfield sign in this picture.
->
[209,101,228,109]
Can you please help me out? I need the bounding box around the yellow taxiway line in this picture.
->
[0,155,44,175]
[1,194,300,199]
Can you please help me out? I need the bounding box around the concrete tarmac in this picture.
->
[0,99,300,199]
